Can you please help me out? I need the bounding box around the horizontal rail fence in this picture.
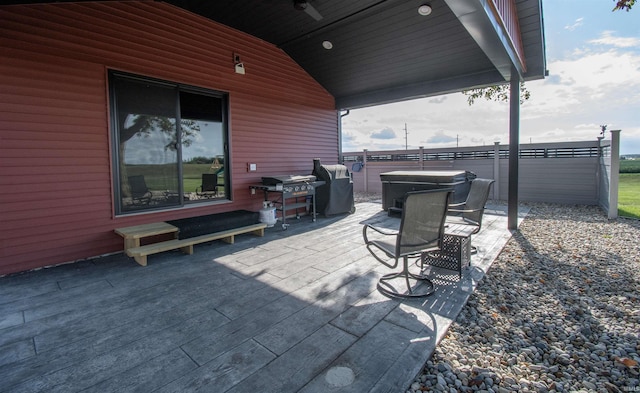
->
[343,145,601,162]
[343,140,612,205]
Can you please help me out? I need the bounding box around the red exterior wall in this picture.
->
[0,2,338,275]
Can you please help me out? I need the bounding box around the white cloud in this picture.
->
[589,31,640,48]
[564,17,584,31]
[525,49,640,120]
[518,46,640,150]
[428,96,448,104]
[371,127,396,139]
[342,91,511,151]
[342,25,640,154]
[424,130,457,144]
[620,129,640,155]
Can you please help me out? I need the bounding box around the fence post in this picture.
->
[363,149,368,193]
[596,136,603,204]
[608,130,621,219]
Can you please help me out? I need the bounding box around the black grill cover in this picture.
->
[312,159,355,216]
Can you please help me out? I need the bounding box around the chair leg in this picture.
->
[377,256,435,298]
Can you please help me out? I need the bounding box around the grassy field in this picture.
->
[126,164,222,193]
[618,160,639,219]
[619,173,640,219]
[183,164,221,192]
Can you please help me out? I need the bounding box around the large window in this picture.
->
[110,71,229,215]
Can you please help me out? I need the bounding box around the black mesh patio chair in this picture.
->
[196,173,219,198]
[363,189,451,298]
[446,178,494,233]
[446,178,494,253]
[128,175,152,205]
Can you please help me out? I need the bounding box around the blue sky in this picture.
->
[341,0,640,155]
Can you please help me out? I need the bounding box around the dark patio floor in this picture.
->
[0,201,526,393]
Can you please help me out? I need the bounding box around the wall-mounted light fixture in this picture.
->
[233,52,245,74]
[322,40,333,50]
[417,4,432,16]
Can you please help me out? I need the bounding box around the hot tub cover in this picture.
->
[380,170,476,210]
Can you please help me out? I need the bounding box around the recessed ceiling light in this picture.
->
[322,40,333,50]
[418,4,432,16]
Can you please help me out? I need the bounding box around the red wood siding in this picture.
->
[0,2,338,275]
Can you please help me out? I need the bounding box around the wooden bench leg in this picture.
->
[251,228,265,237]
[134,255,148,267]
[126,238,139,248]
[124,238,140,257]
[221,235,235,244]
[180,245,194,254]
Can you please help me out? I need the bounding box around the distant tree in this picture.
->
[613,0,635,11]
[188,156,214,164]
[462,0,633,105]
[462,82,530,106]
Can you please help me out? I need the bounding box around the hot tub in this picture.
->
[380,170,476,211]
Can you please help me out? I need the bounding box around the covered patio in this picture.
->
[1,1,544,390]
[0,0,545,276]
[0,201,527,392]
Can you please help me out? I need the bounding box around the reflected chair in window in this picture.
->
[363,189,451,298]
[446,178,494,252]
[128,175,152,205]
[196,173,219,198]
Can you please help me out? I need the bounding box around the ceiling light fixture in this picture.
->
[322,40,333,50]
[293,0,307,11]
[418,4,432,16]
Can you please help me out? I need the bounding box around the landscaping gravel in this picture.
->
[408,203,640,393]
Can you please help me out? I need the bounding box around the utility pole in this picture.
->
[404,123,408,150]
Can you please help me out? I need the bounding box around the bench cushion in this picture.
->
[168,210,259,239]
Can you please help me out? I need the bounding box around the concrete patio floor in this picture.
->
[0,201,527,393]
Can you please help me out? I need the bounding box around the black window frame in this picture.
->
[109,70,230,215]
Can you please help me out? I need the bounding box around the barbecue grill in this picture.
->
[250,175,323,229]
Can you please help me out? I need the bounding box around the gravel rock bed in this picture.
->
[408,203,640,393]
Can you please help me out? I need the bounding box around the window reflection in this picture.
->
[180,92,226,202]
[110,72,229,214]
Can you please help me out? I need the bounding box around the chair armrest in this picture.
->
[448,202,466,208]
[362,224,398,245]
[448,207,482,214]
[363,224,398,236]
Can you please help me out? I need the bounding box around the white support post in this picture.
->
[363,149,368,193]
[493,141,500,200]
[608,130,621,219]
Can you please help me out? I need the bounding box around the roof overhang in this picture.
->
[4,0,546,110]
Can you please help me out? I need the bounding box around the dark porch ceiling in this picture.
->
[163,0,546,109]
[7,0,546,110]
